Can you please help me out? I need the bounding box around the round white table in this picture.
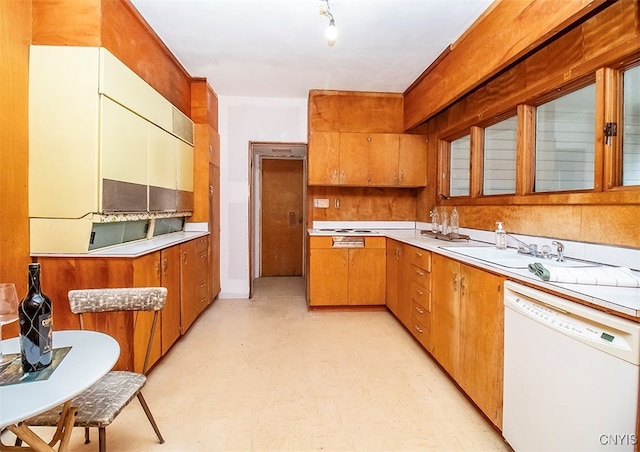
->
[0,330,119,450]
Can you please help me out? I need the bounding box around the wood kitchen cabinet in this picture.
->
[386,239,403,318]
[403,244,432,349]
[35,236,210,372]
[309,236,386,306]
[180,236,210,333]
[431,253,505,428]
[308,131,427,187]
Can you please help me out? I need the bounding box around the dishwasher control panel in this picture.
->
[504,280,640,365]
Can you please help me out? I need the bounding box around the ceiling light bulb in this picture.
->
[326,19,337,46]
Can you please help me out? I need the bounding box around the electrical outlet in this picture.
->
[334,198,340,209]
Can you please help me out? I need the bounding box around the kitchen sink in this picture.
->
[439,246,600,269]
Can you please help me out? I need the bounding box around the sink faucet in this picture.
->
[552,240,565,262]
[506,233,537,255]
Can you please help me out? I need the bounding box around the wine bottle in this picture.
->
[19,263,53,372]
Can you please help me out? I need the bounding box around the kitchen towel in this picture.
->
[528,263,640,287]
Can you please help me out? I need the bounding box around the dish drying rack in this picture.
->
[420,230,470,242]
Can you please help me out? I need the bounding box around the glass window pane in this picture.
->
[450,135,470,197]
[623,65,640,186]
[535,84,595,192]
[484,116,517,195]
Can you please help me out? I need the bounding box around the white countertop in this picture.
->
[309,225,640,319]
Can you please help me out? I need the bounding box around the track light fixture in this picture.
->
[320,0,337,47]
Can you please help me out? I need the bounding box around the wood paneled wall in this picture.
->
[0,0,32,325]
[307,91,417,224]
[413,0,640,248]
[32,0,192,115]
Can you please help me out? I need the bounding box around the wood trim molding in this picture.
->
[516,105,536,195]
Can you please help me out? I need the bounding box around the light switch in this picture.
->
[313,198,329,208]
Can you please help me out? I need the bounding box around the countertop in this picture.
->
[309,226,640,318]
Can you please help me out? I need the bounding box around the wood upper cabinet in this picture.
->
[398,134,427,187]
[431,253,505,428]
[309,236,385,306]
[308,131,426,187]
[308,131,340,185]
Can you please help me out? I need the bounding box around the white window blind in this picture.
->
[450,135,470,197]
[484,116,517,195]
[623,65,640,186]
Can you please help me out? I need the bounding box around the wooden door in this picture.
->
[309,246,348,306]
[431,254,461,378]
[339,133,369,185]
[160,245,181,355]
[348,237,386,305]
[367,133,399,186]
[308,131,340,185]
[261,158,304,276]
[398,134,427,186]
[459,265,505,428]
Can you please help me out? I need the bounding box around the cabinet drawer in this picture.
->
[411,298,430,323]
[406,247,431,271]
[410,281,431,310]
[196,236,209,253]
[410,317,430,348]
[409,264,431,289]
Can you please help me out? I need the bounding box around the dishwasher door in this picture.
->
[503,281,640,452]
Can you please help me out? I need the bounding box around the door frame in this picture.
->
[248,142,307,297]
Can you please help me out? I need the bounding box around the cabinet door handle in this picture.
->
[183,251,188,265]
[162,258,168,275]
[452,272,458,291]
[460,274,466,295]
[155,261,161,279]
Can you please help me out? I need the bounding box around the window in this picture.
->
[450,135,470,196]
[623,65,640,186]
[484,116,517,195]
[535,84,596,192]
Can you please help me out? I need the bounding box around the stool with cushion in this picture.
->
[22,287,167,451]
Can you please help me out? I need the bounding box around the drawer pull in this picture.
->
[416,289,424,296]
[414,325,423,334]
[415,306,424,314]
[416,251,423,257]
[416,270,425,277]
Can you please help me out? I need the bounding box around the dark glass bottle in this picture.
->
[19,263,53,372]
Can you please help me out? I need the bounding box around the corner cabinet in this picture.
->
[309,236,386,306]
[308,131,427,187]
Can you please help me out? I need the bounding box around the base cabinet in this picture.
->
[309,236,386,306]
[36,236,211,372]
[431,253,505,428]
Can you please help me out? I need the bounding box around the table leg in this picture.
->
[1,401,77,452]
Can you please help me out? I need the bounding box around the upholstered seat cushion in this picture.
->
[26,371,146,428]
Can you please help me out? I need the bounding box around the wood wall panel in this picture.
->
[308,187,416,222]
[404,0,613,129]
[309,90,404,133]
[0,0,32,338]
[32,0,101,46]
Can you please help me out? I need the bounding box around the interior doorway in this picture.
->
[249,143,307,297]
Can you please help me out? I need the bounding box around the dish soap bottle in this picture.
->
[495,222,507,250]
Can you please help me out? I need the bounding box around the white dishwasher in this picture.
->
[503,281,640,452]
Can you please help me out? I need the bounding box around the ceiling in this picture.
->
[129,0,494,99]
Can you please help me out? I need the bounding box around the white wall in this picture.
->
[218,96,308,298]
